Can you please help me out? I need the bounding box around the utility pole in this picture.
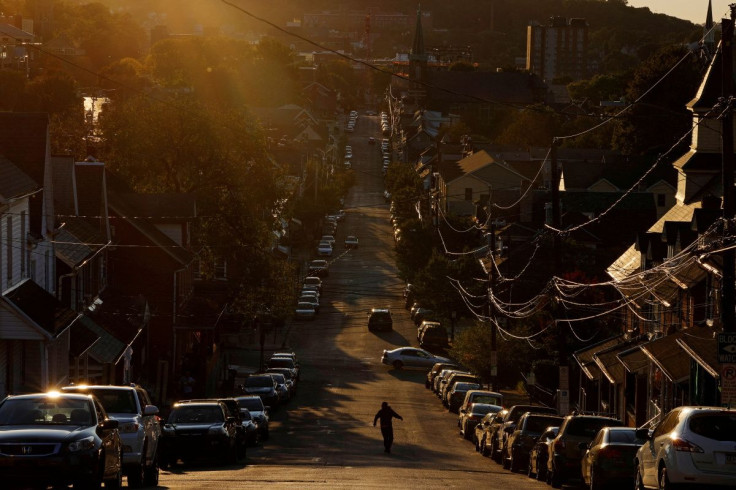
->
[488,219,497,391]
[722,11,736,334]
[550,138,569,414]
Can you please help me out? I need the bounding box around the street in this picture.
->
[159,115,555,489]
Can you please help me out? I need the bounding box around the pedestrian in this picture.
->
[373,401,403,454]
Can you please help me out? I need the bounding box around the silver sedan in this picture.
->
[381,347,450,370]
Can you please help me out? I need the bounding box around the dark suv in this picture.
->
[504,412,563,472]
[493,404,558,464]
[368,308,393,331]
[418,321,449,349]
[547,414,623,487]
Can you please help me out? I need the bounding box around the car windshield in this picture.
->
[245,376,273,388]
[236,398,263,411]
[82,389,137,414]
[0,398,94,426]
[269,373,286,384]
[608,429,645,444]
[240,410,252,421]
[566,418,620,438]
[688,413,736,441]
[169,406,223,424]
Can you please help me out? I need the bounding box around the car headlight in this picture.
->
[208,425,227,435]
[68,436,95,452]
[120,422,140,433]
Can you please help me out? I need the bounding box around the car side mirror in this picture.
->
[99,419,119,431]
[635,427,651,440]
[143,405,159,416]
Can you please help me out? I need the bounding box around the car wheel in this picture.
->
[490,439,500,462]
[549,466,562,488]
[127,461,145,488]
[392,360,403,369]
[502,454,510,470]
[634,466,646,490]
[143,455,159,487]
[536,459,546,481]
[104,454,122,489]
[658,465,673,490]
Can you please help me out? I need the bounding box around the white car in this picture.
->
[320,235,335,246]
[303,276,322,291]
[344,235,359,248]
[294,302,316,320]
[317,241,333,256]
[381,347,450,370]
[634,406,736,489]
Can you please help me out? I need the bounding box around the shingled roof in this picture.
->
[0,155,39,202]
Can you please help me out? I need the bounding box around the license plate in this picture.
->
[727,453,736,464]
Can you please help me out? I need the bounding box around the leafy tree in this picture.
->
[612,45,701,154]
[496,104,562,147]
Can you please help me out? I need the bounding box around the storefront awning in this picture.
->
[676,330,719,379]
[618,345,649,373]
[574,336,625,381]
[593,343,633,385]
[640,332,689,383]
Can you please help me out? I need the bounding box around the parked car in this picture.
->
[459,403,504,441]
[0,392,122,489]
[434,369,470,396]
[504,412,563,472]
[581,427,645,490]
[413,308,436,326]
[268,356,300,380]
[265,372,290,403]
[441,372,482,407]
[447,382,482,413]
[234,395,270,441]
[294,301,317,320]
[303,276,322,292]
[528,426,559,480]
[381,347,450,369]
[317,241,333,256]
[418,321,449,349]
[634,406,736,490]
[241,374,279,408]
[344,235,359,248]
[320,235,335,246]
[368,308,393,331]
[298,295,320,313]
[61,384,161,487]
[426,362,461,389]
[160,401,238,466]
[547,414,623,487]
[176,398,248,460]
[478,408,509,457]
[368,136,375,144]
[266,367,297,396]
[493,404,558,464]
[459,390,504,415]
[308,259,329,277]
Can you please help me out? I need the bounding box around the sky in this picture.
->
[627,1,729,24]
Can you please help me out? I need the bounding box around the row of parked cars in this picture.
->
[161,351,301,469]
[423,361,736,489]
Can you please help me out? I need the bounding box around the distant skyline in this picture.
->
[627,1,728,24]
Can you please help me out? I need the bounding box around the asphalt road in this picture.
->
[158,115,561,489]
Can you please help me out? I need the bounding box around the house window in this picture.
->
[214,258,227,280]
[464,188,473,201]
[657,194,666,207]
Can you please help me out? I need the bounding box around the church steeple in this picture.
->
[409,5,428,81]
[704,0,715,54]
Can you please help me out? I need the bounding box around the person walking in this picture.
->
[373,401,403,453]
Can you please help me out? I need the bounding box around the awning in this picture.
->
[593,342,634,385]
[676,330,719,379]
[80,315,127,365]
[574,336,625,381]
[640,332,689,383]
[618,345,649,373]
